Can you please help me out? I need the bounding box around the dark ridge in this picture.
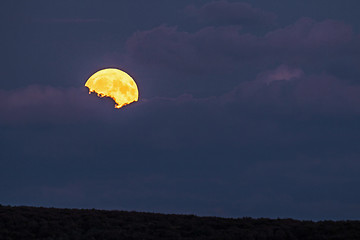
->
[0,204,360,240]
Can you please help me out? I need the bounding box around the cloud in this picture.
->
[256,65,304,84]
[34,18,107,24]
[2,79,360,219]
[0,85,113,125]
[185,0,277,27]
[125,17,357,97]
[2,70,360,128]
[126,18,354,71]
[126,24,250,73]
[225,72,360,115]
[265,17,353,49]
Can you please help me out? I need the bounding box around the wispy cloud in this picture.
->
[34,18,107,24]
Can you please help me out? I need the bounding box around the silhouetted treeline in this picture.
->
[0,204,360,240]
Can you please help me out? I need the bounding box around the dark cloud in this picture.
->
[267,18,352,45]
[225,72,360,115]
[1,81,360,219]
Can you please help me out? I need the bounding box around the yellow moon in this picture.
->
[85,68,139,109]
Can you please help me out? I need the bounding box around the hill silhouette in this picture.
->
[0,204,360,239]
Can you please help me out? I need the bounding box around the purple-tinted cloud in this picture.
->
[125,17,358,97]
[0,85,111,125]
[256,65,304,84]
[126,18,355,74]
[1,71,360,127]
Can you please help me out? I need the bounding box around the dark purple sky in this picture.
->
[1,0,360,220]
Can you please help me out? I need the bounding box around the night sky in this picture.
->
[1,0,360,220]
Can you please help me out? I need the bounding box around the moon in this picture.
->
[85,68,139,109]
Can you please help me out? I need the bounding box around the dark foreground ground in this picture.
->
[1,205,360,240]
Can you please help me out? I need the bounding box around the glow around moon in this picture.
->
[85,68,139,109]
